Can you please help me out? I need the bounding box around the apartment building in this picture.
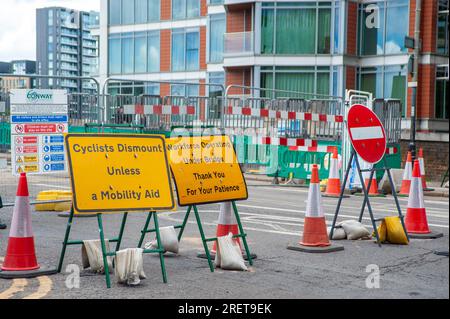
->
[36,7,99,93]
[0,60,37,91]
[98,0,448,136]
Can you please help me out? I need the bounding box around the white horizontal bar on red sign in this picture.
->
[250,136,317,147]
[123,104,196,115]
[225,107,343,123]
[385,147,398,154]
[288,145,337,153]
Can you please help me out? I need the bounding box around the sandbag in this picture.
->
[327,226,347,240]
[114,248,147,286]
[376,220,388,243]
[81,239,113,273]
[385,216,409,245]
[340,220,371,240]
[215,233,248,271]
[145,226,179,254]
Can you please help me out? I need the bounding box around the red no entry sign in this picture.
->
[347,104,387,164]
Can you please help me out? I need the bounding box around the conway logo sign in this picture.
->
[26,90,53,102]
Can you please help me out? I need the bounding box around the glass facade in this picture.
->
[171,82,200,96]
[359,0,409,56]
[358,65,407,116]
[172,29,200,71]
[437,0,449,55]
[261,2,336,55]
[261,66,331,97]
[436,66,449,119]
[172,0,200,20]
[209,14,226,63]
[109,0,160,25]
[108,32,160,74]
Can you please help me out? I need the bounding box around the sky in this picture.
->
[0,0,100,62]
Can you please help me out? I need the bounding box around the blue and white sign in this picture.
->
[11,115,68,123]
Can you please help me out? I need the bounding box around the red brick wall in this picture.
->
[345,66,356,90]
[200,0,207,17]
[161,0,171,21]
[346,1,358,55]
[226,8,252,33]
[417,64,436,119]
[225,68,252,95]
[160,83,170,97]
[421,0,437,53]
[200,26,207,70]
[160,29,171,72]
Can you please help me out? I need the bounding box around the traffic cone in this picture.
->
[405,161,443,239]
[398,152,413,197]
[361,163,385,197]
[197,202,256,260]
[324,148,348,198]
[288,165,344,253]
[0,173,57,279]
[418,148,434,191]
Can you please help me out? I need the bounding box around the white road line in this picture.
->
[34,184,71,190]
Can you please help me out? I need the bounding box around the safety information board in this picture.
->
[10,89,68,175]
[65,134,176,213]
[166,135,248,206]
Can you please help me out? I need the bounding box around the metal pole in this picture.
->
[409,0,421,160]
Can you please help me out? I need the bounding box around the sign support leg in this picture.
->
[354,156,381,247]
[192,205,215,272]
[138,211,153,248]
[329,151,354,239]
[151,212,168,284]
[177,205,192,242]
[231,201,253,266]
[57,206,74,273]
[97,213,112,288]
[358,169,375,222]
[115,212,128,252]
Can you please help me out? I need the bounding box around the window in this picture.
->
[209,14,225,63]
[122,33,134,74]
[209,0,223,4]
[172,29,199,71]
[122,0,135,25]
[358,65,407,116]
[261,2,332,55]
[171,82,199,96]
[437,0,449,55]
[48,9,53,26]
[148,0,160,22]
[208,72,225,98]
[261,66,331,98]
[148,31,160,72]
[173,0,200,20]
[135,0,148,24]
[435,65,449,119]
[359,0,409,56]
[135,32,147,73]
[109,0,121,25]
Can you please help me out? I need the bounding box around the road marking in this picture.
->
[23,276,52,299]
[34,184,71,190]
[0,279,28,299]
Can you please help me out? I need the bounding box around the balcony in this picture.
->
[224,32,254,57]
[224,0,255,5]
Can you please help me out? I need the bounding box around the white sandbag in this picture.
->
[81,239,113,273]
[114,248,147,286]
[340,220,371,240]
[327,226,347,240]
[215,233,248,271]
[145,226,179,254]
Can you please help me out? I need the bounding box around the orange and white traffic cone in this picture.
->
[0,173,57,278]
[398,151,413,197]
[288,165,344,253]
[405,161,443,239]
[418,148,434,191]
[198,202,256,260]
[324,148,344,198]
[361,162,385,197]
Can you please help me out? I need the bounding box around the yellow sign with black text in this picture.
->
[166,135,247,206]
[65,134,175,213]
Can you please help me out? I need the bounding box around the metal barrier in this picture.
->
[224,85,345,180]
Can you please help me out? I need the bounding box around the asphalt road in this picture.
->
[0,179,448,299]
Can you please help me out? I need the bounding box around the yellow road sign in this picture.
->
[166,135,247,206]
[65,134,175,213]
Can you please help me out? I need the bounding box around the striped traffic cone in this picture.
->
[398,151,413,197]
[418,148,434,191]
[288,165,344,253]
[0,173,57,279]
[405,161,443,239]
[361,162,385,197]
[324,148,342,198]
[198,202,256,260]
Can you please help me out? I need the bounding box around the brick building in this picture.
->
[98,0,449,180]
